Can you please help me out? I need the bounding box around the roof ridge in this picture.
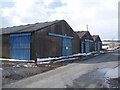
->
[1,20,63,34]
[1,20,62,29]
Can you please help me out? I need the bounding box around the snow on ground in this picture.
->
[108,46,120,51]
[107,51,114,53]
[97,65,120,88]
[37,57,56,62]
[102,46,109,49]
[99,51,105,54]
[37,51,106,63]
[37,54,79,62]
[0,68,2,70]
[0,58,34,62]
[98,68,112,73]
[37,52,98,62]
[98,65,120,79]
[38,61,51,64]
[71,52,92,57]
[36,55,73,62]
[105,65,120,79]
[1,51,106,63]
[102,42,111,44]
[13,63,38,68]
[0,51,106,63]
[53,57,79,63]
[103,46,120,51]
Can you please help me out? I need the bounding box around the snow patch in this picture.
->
[107,51,113,53]
[0,68,2,70]
[39,61,51,64]
[72,53,84,56]
[97,66,120,88]
[0,58,34,62]
[53,58,78,63]
[102,46,109,49]
[72,52,93,56]
[45,65,51,67]
[105,65,120,79]
[13,63,37,68]
[98,68,112,73]
[37,52,94,62]
[100,51,105,54]
[37,57,55,62]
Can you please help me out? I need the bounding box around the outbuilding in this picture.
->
[1,20,80,60]
[92,35,102,51]
[76,31,94,53]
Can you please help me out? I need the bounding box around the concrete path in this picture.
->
[3,50,119,88]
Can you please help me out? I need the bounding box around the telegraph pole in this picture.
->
[86,25,88,31]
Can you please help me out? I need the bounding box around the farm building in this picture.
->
[76,31,94,53]
[92,35,102,51]
[0,20,80,60]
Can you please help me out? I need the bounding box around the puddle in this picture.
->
[67,67,116,88]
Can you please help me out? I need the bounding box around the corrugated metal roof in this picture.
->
[0,20,62,35]
[76,31,88,38]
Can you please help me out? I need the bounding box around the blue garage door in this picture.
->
[98,41,101,51]
[10,33,31,60]
[85,40,90,53]
[62,38,72,56]
[81,41,84,53]
[94,43,97,51]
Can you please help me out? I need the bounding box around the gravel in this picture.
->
[2,63,66,85]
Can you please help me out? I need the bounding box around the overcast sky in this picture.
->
[0,0,119,40]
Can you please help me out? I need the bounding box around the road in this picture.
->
[3,50,119,88]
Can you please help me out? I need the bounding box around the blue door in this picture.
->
[85,40,90,53]
[81,41,84,53]
[98,41,101,51]
[94,43,97,51]
[10,33,31,60]
[62,38,72,56]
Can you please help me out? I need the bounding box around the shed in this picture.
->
[0,20,80,60]
[76,31,94,53]
[92,35,102,51]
